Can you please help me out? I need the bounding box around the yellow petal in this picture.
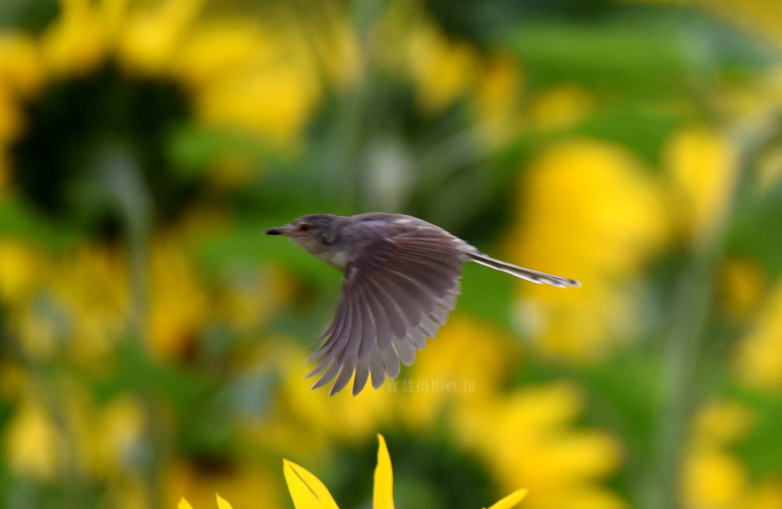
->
[178,498,194,509]
[374,434,394,509]
[283,459,340,509]
[485,489,528,509]
[215,493,233,509]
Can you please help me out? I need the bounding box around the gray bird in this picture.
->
[267,213,579,396]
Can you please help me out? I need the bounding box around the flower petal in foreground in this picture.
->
[374,434,394,509]
[282,434,526,509]
[181,435,527,509]
[283,459,339,509]
[215,494,233,509]
[486,489,528,509]
[179,494,235,509]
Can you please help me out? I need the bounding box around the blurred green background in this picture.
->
[2,0,782,508]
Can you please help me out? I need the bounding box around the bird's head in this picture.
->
[266,214,341,256]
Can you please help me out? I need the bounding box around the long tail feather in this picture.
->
[468,253,580,288]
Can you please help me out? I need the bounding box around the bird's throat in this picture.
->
[315,247,350,271]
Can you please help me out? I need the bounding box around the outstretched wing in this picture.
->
[307,220,467,396]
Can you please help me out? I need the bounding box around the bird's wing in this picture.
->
[307,222,467,396]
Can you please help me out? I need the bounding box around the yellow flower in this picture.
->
[243,342,394,459]
[683,448,749,509]
[0,238,45,301]
[168,463,283,509]
[526,84,594,132]
[2,397,61,481]
[453,383,625,509]
[734,278,782,391]
[472,52,525,147]
[281,434,528,509]
[39,0,114,77]
[0,0,331,200]
[148,235,209,360]
[718,256,767,319]
[117,0,204,76]
[6,242,128,364]
[178,494,236,509]
[663,126,739,247]
[506,139,669,360]
[0,33,44,99]
[406,22,480,114]
[690,399,755,446]
[403,313,518,430]
[680,400,782,509]
[178,436,527,509]
[50,243,129,365]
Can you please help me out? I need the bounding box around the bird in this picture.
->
[267,212,580,396]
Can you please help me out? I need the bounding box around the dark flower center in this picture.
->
[332,434,495,509]
[10,63,198,237]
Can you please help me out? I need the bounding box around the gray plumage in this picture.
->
[267,212,579,396]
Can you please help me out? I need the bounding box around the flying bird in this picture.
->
[267,213,579,396]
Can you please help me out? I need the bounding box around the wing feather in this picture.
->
[310,220,467,395]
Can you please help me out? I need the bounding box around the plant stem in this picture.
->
[644,113,777,509]
[99,144,164,509]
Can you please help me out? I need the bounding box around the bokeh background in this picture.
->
[2,0,782,508]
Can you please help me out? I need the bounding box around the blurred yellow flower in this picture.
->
[527,84,594,132]
[148,235,209,360]
[718,256,767,319]
[250,319,621,509]
[0,0,331,177]
[244,342,394,460]
[178,494,234,509]
[0,238,44,301]
[663,126,738,247]
[212,265,294,332]
[684,448,749,509]
[117,0,204,76]
[748,481,782,509]
[735,278,782,391]
[2,397,61,481]
[0,33,44,99]
[404,313,518,430]
[690,399,755,446]
[681,399,782,509]
[51,244,130,365]
[7,243,129,365]
[281,434,528,509]
[453,383,625,509]
[2,373,152,498]
[168,463,283,509]
[472,52,525,148]
[507,139,669,359]
[407,22,480,114]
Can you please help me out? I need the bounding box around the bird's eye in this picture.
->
[298,223,311,232]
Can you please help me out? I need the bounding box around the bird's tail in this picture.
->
[468,252,581,288]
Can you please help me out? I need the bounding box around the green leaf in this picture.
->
[726,179,782,279]
[92,340,214,418]
[167,124,294,177]
[0,199,78,250]
[731,388,782,478]
[458,260,515,327]
[505,6,770,98]
[574,106,683,167]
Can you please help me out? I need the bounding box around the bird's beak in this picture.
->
[266,226,287,235]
